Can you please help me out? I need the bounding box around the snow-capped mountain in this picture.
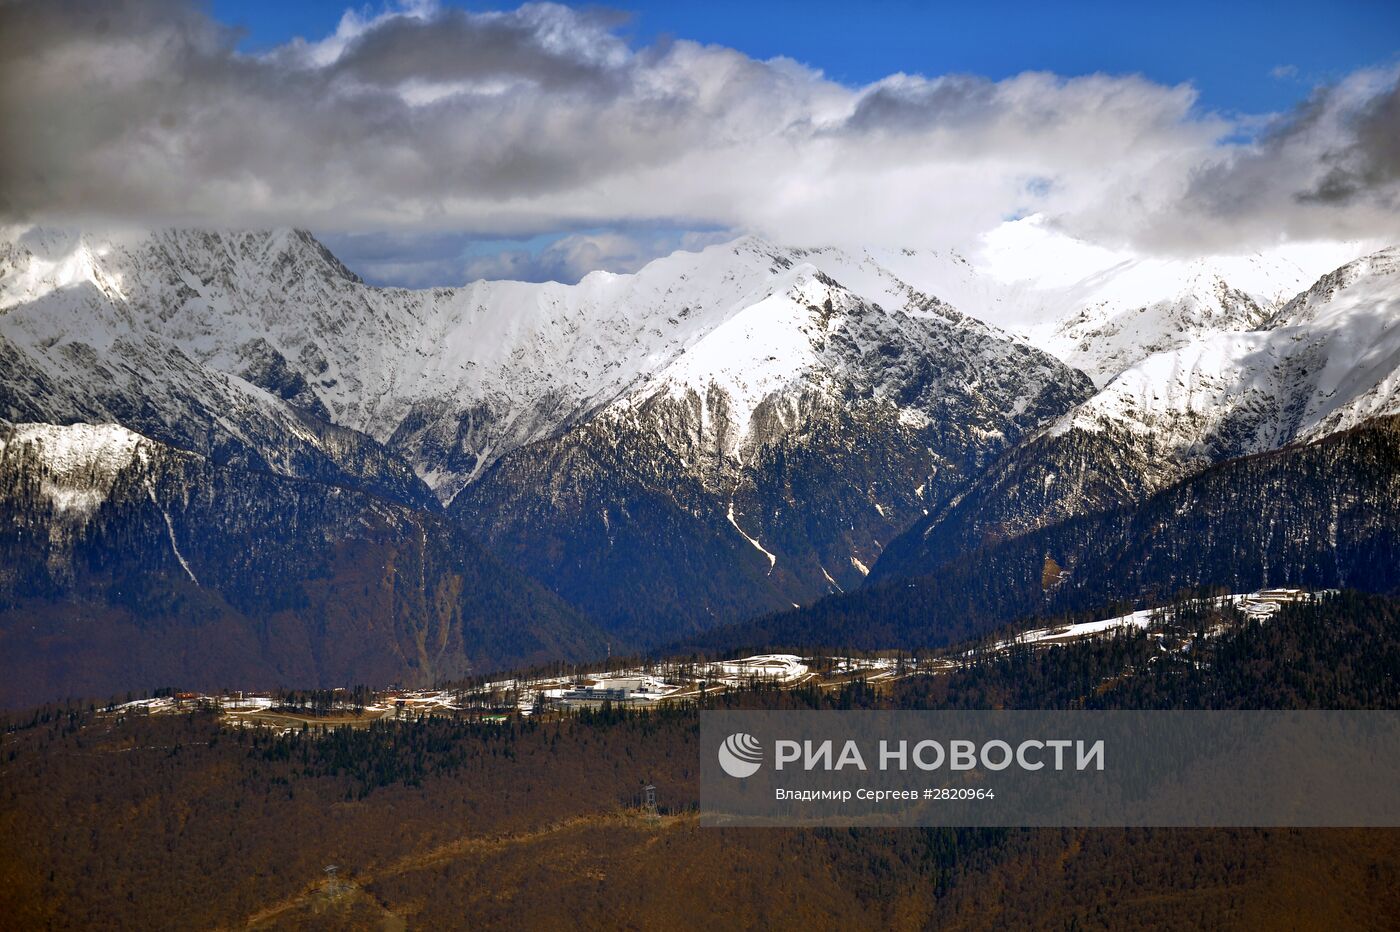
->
[0,230,436,508]
[1,227,1096,634]
[1,223,1364,498]
[966,217,1366,387]
[1055,246,1400,458]
[11,229,1022,502]
[1024,256,1298,387]
[874,246,1400,581]
[452,260,1092,637]
[3,223,1396,649]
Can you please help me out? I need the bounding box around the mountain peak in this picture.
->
[1267,244,1400,330]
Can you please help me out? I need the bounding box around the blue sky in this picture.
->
[214,0,1400,114]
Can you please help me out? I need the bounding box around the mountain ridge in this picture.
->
[3,223,1397,665]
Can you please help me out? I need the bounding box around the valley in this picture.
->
[81,586,1325,727]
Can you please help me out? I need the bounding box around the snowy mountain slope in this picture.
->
[0,235,437,507]
[2,422,148,517]
[1025,264,1278,388]
[452,264,1093,638]
[1265,248,1400,439]
[2,230,832,501]
[2,223,1361,498]
[603,258,1057,451]
[0,228,1095,504]
[1,226,1102,641]
[6,223,1394,645]
[1057,246,1400,455]
[873,246,1400,581]
[0,322,436,509]
[968,218,1368,387]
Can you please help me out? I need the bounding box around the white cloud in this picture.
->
[1,0,1396,266]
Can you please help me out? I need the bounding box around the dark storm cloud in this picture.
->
[1157,70,1400,249]
[0,0,702,227]
[840,76,1000,134]
[1295,78,1400,206]
[320,6,625,91]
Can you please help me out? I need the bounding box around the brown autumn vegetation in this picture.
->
[3,592,1399,930]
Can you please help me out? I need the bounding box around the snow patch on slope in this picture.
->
[727,501,777,572]
[1,423,148,517]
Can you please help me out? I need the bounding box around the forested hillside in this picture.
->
[692,416,1400,656]
[0,425,605,706]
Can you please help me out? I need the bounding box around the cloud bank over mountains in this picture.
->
[1,0,1397,283]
